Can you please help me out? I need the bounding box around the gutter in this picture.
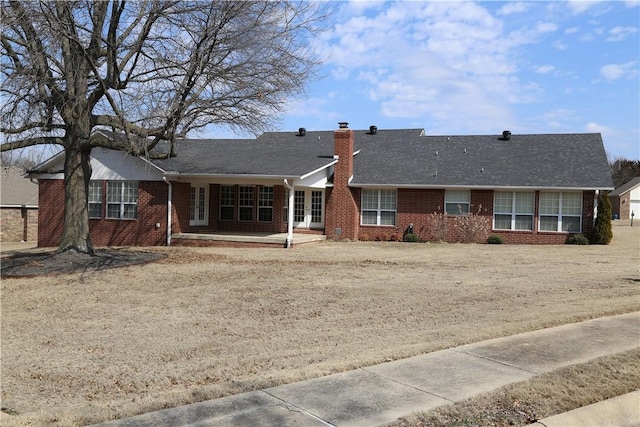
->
[0,204,38,209]
[163,176,172,246]
[349,183,615,191]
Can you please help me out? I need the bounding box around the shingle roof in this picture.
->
[350,131,614,189]
[1,166,38,206]
[151,134,337,178]
[609,176,640,196]
[147,128,613,190]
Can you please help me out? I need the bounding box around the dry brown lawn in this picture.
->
[1,222,639,426]
[393,348,640,426]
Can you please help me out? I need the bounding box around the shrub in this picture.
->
[590,191,613,245]
[403,233,420,243]
[454,206,490,243]
[567,234,589,245]
[487,235,504,244]
[425,212,448,242]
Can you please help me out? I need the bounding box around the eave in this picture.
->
[349,183,615,191]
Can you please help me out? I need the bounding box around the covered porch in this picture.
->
[170,231,326,248]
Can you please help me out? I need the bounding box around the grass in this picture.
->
[1,222,639,426]
[392,348,640,427]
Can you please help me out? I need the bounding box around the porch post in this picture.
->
[284,179,294,248]
[163,177,172,246]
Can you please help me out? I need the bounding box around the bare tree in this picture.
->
[609,157,640,188]
[1,0,326,254]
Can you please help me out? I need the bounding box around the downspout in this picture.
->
[593,189,599,227]
[284,179,294,248]
[163,177,172,246]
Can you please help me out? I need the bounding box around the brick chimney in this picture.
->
[325,122,359,240]
[333,122,354,187]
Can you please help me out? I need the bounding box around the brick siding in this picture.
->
[1,206,38,242]
[38,179,168,247]
[331,179,598,244]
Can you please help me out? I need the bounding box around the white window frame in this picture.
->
[539,192,582,233]
[493,191,534,231]
[88,180,102,219]
[361,189,397,226]
[219,185,234,221]
[283,188,289,223]
[445,190,470,215]
[106,181,138,220]
[258,186,274,222]
[238,186,254,222]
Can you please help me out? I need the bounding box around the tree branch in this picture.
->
[1,137,64,151]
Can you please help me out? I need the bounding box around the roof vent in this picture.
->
[298,127,306,136]
[369,125,377,135]
[502,130,511,140]
[338,122,349,129]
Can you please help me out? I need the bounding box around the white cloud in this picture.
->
[579,32,595,42]
[311,1,634,137]
[497,2,529,16]
[584,122,612,135]
[606,26,639,42]
[552,40,568,50]
[536,22,558,33]
[567,1,605,15]
[543,109,577,128]
[534,65,556,74]
[331,67,350,80]
[600,61,638,81]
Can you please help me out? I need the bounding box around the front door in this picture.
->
[189,184,209,226]
[293,189,324,229]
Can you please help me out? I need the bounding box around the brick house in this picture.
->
[29,124,614,247]
[1,166,38,242]
[609,176,640,221]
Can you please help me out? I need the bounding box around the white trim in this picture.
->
[361,188,397,226]
[189,183,209,226]
[350,183,614,191]
[163,177,172,246]
[284,179,294,248]
[0,204,38,209]
[299,161,337,180]
[166,174,299,186]
[28,150,65,174]
[139,156,170,174]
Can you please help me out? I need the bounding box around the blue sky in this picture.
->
[269,1,639,161]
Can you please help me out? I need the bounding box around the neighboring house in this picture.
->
[1,166,39,242]
[609,176,640,220]
[28,124,614,247]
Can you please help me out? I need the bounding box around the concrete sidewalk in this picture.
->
[96,312,640,427]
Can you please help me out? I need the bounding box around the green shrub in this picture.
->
[487,235,504,244]
[403,233,420,242]
[567,234,589,245]
[590,191,613,245]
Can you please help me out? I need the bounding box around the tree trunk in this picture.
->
[58,138,94,255]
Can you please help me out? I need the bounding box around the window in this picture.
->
[106,181,138,219]
[88,181,102,218]
[238,186,254,221]
[445,190,470,215]
[258,186,274,222]
[493,191,534,230]
[361,189,397,226]
[220,185,234,221]
[539,192,582,232]
[283,188,290,222]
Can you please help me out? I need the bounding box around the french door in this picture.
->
[189,184,209,226]
[293,189,324,229]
